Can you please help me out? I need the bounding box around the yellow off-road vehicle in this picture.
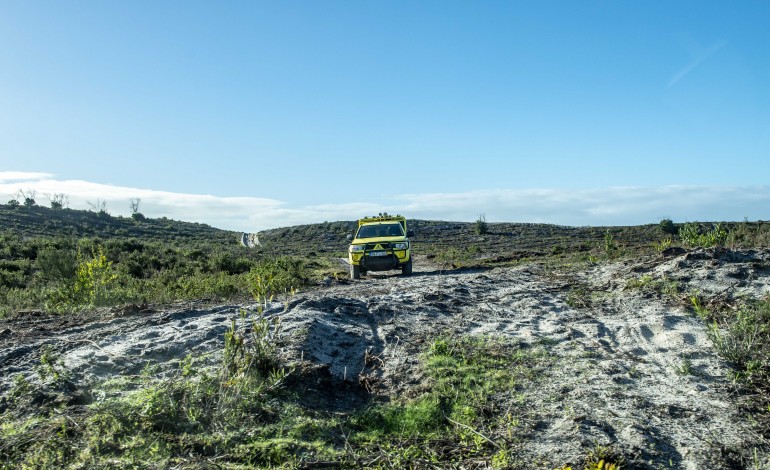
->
[347,215,414,279]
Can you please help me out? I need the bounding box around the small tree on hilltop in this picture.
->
[44,193,69,210]
[87,199,108,216]
[130,198,146,221]
[14,189,37,207]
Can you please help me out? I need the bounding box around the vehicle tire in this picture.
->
[401,258,413,276]
[351,264,361,280]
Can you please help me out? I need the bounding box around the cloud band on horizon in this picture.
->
[0,172,767,232]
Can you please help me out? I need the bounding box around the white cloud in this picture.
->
[393,185,770,226]
[1,172,768,232]
[0,171,55,183]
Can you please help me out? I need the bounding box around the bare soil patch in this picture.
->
[2,249,769,468]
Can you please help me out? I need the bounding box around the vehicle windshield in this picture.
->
[356,223,404,239]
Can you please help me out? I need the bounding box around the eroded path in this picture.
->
[1,249,769,467]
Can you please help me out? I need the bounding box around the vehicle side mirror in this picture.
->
[407,230,414,237]
[346,234,353,241]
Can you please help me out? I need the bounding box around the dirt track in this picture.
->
[1,249,769,467]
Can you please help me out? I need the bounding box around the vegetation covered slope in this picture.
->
[0,204,307,315]
[3,203,769,316]
[0,204,235,244]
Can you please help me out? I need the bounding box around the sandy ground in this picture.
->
[1,248,769,468]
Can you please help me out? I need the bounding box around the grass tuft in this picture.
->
[693,296,770,437]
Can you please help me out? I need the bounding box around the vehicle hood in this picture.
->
[350,235,407,245]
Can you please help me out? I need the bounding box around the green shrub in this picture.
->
[707,298,770,384]
[248,257,308,300]
[73,246,118,306]
[209,250,253,275]
[0,261,31,289]
[0,286,46,315]
[726,220,770,248]
[178,272,243,299]
[652,237,672,253]
[679,222,728,248]
[695,297,770,439]
[658,218,677,235]
[604,230,618,259]
[474,213,488,235]
[36,245,77,284]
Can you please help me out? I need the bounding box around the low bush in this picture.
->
[695,296,770,437]
[475,213,488,235]
[726,219,770,248]
[707,298,770,387]
[35,244,77,284]
[679,222,728,248]
[604,230,618,259]
[658,218,677,235]
[0,230,284,314]
[248,257,309,300]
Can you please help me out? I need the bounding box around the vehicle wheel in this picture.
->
[351,264,361,280]
[401,258,413,276]
[360,268,367,276]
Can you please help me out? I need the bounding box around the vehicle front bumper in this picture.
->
[349,249,409,269]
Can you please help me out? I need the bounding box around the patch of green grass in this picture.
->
[626,274,680,298]
[349,335,544,465]
[355,395,445,439]
[433,246,474,270]
[0,280,302,468]
[674,356,694,376]
[693,296,770,438]
[567,286,592,308]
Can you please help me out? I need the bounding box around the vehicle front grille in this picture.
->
[365,243,392,250]
[363,254,398,269]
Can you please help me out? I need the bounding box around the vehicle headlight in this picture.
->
[392,242,409,250]
[350,245,366,253]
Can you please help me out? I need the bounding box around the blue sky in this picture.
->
[1,1,769,230]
